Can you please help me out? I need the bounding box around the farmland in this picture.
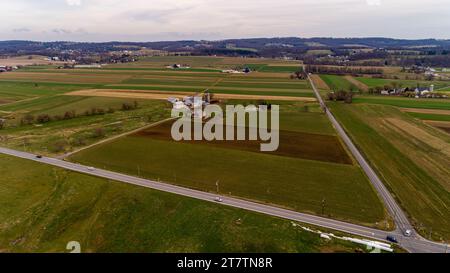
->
[352,96,450,110]
[0,57,313,156]
[69,99,387,227]
[317,71,449,241]
[0,154,370,253]
[355,77,450,90]
[1,56,391,247]
[319,75,358,91]
[330,102,450,241]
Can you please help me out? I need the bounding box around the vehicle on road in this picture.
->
[87,167,96,171]
[214,197,224,203]
[387,236,399,243]
[404,230,413,237]
[36,155,43,159]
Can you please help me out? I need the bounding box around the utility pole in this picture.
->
[321,198,326,215]
[216,180,220,194]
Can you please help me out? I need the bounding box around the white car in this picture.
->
[87,167,96,171]
[404,230,413,237]
[214,197,224,203]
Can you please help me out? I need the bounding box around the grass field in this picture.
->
[69,101,388,227]
[355,77,450,90]
[258,65,302,73]
[320,75,358,91]
[135,119,352,164]
[406,112,450,122]
[330,102,450,241]
[0,93,171,155]
[0,58,310,100]
[1,56,390,235]
[0,56,313,155]
[352,96,450,110]
[0,81,100,105]
[0,154,371,253]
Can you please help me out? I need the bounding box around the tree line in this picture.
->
[326,90,354,104]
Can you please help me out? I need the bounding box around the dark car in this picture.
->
[386,236,398,243]
[36,155,43,159]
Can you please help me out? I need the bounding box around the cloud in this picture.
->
[1,0,449,41]
[366,0,381,6]
[51,28,72,34]
[66,0,82,6]
[123,9,182,23]
[13,27,31,33]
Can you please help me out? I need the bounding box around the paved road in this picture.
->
[0,146,447,253]
[307,74,448,253]
[308,75,412,232]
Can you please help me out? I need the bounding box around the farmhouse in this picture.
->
[0,65,16,72]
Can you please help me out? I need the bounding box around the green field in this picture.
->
[330,102,450,241]
[0,81,100,105]
[355,77,450,90]
[353,96,450,110]
[0,90,171,155]
[0,57,314,157]
[258,66,302,73]
[406,112,450,122]
[320,75,358,91]
[69,101,387,227]
[0,57,309,101]
[1,56,394,242]
[0,154,370,253]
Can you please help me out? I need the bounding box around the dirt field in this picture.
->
[136,120,352,164]
[66,89,317,102]
[344,76,369,92]
[401,108,450,115]
[0,72,130,84]
[384,118,450,158]
[425,120,450,134]
[310,75,330,90]
[0,55,64,66]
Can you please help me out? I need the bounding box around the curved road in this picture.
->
[0,146,447,253]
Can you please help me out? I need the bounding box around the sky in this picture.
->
[1,0,449,42]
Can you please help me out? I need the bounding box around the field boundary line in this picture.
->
[0,96,41,108]
[60,117,177,159]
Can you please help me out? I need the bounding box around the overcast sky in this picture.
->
[1,0,449,42]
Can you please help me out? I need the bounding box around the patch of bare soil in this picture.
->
[310,74,330,90]
[66,89,317,102]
